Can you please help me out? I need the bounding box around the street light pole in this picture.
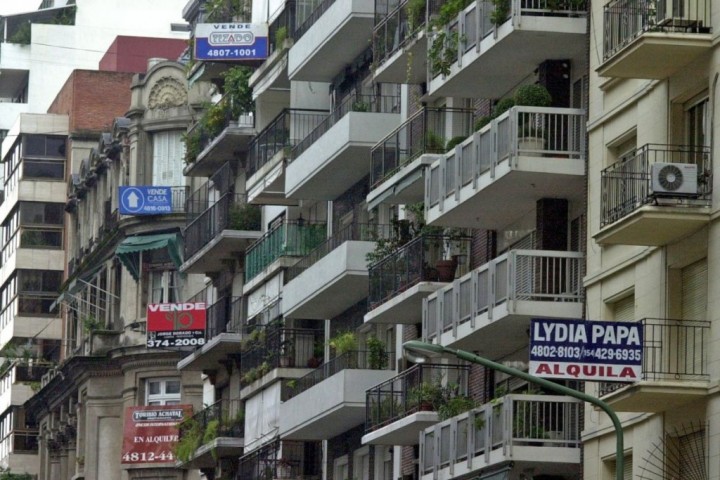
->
[403,340,624,480]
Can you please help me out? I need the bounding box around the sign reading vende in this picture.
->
[119,186,173,215]
[194,23,268,61]
[146,302,206,349]
[121,405,191,464]
[529,318,643,382]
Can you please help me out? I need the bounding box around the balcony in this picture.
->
[598,318,710,412]
[368,107,474,209]
[177,296,246,371]
[596,144,711,246]
[182,193,262,274]
[177,398,244,468]
[0,364,51,413]
[420,394,581,479]
[286,94,401,200]
[182,97,255,177]
[239,325,324,392]
[425,249,583,359]
[244,220,327,286]
[427,1,586,98]
[363,363,469,446]
[599,0,711,79]
[246,108,328,205]
[282,223,392,319]
[238,440,319,480]
[288,0,374,81]
[249,3,296,100]
[425,107,586,229]
[372,0,438,83]
[280,350,395,440]
[364,234,471,325]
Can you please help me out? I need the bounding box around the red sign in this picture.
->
[146,302,206,348]
[121,405,192,464]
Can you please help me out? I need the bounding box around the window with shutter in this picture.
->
[152,131,185,186]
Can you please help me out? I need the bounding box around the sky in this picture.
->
[0,0,42,15]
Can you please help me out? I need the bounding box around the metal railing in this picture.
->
[430,0,586,77]
[237,440,316,480]
[205,296,246,339]
[240,325,324,386]
[180,398,244,443]
[600,144,711,227]
[420,394,581,475]
[371,107,475,188]
[185,162,234,223]
[425,249,584,340]
[268,1,296,55]
[244,220,327,282]
[603,0,711,60]
[289,350,395,397]
[291,94,401,161]
[365,363,470,432]
[599,317,710,396]
[184,193,261,259]
[14,364,52,382]
[427,106,586,208]
[246,109,329,178]
[286,223,394,282]
[368,234,472,310]
[293,0,336,40]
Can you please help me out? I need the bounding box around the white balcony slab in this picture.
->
[177,333,243,371]
[367,153,438,209]
[180,437,244,469]
[364,282,445,325]
[288,0,374,81]
[600,380,709,413]
[183,124,256,177]
[280,368,395,440]
[180,230,263,274]
[286,112,400,200]
[362,411,439,446]
[594,206,710,246]
[373,30,427,84]
[283,241,374,320]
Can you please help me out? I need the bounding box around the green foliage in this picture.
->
[445,136,466,151]
[425,130,446,152]
[274,26,288,48]
[205,0,249,22]
[83,315,101,333]
[437,395,476,420]
[203,419,219,444]
[490,0,510,26]
[429,30,462,76]
[494,97,516,117]
[222,66,255,116]
[9,22,31,45]
[8,7,75,45]
[474,116,492,131]
[366,335,388,369]
[174,418,202,463]
[229,203,261,230]
[0,468,33,480]
[406,0,426,32]
[329,332,357,355]
[514,84,552,107]
[352,101,370,112]
[409,382,444,409]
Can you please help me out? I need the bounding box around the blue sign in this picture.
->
[194,23,268,61]
[529,318,643,382]
[119,186,173,215]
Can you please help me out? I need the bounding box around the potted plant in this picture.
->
[329,331,357,356]
[366,335,388,369]
[410,382,443,411]
[307,340,324,368]
[513,83,552,152]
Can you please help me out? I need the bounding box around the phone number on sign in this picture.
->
[146,338,206,348]
[531,345,641,361]
[122,451,175,463]
[205,48,258,57]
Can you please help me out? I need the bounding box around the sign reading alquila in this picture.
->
[194,23,268,61]
[529,318,643,382]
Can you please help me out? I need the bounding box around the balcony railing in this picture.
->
[427,106,586,207]
[14,364,52,382]
[185,162,234,224]
[244,220,327,282]
[6,429,38,453]
[603,0,711,61]
[420,394,581,476]
[238,440,316,480]
[289,350,395,397]
[286,222,393,282]
[600,144,711,227]
[246,109,329,178]
[371,107,475,188]
[180,398,244,444]
[268,1,296,55]
[290,94,401,161]
[293,0,336,40]
[240,325,324,386]
[368,234,472,310]
[425,249,583,340]
[365,363,470,432]
[599,318,710,396]
[184,193,261,259]
[206,296,246,339]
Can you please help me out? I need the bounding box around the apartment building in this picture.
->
[175,0,590,479]
[584,0,714,478]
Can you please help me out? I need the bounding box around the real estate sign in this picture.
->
[146,302,206,348]
[119,186,174,215]
[529,318,643,382]
[194,23,269,61]
[121,405,192,464]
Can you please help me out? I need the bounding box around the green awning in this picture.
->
[115,233,182,280]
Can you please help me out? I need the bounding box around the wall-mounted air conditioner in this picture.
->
[651,162,698,196]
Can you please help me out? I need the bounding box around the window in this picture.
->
[686,97,709,148]
[353,447,370,480]
[146,378,181,405]
[17,269,62,315]
[333,455,349,480]
[150,270,180,304]
[152,131,185,187]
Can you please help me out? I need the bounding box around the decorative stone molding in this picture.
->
[147,77,187,110]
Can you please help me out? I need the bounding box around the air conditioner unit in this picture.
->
[651,162,698,196]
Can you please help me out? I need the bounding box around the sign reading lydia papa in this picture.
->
[529,318,643,382]
[146,302,206,349]
[121,405,191,464]
[194,23,268,61]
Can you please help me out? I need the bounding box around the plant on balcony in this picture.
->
[174,418,202,463]
[205,0,249,22]
[279,339,295,367]
[514,84,552,146]
[307,340,325,368]
[369,394,401,428]
[437,394,477,420]
[82,315,102,333]
[425,130,446,152]
[366,335,388,369]
[229,203,261,230]
[514,84,552,108]
[429,30,462,76]
[490,0,511,27]
[274,26,288,48]
[445,136,466,151]
[409,382,444,411]
[406,0,426,32]
[352,100,370,112]
[204,419,220,444]
[329,331,357,355]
